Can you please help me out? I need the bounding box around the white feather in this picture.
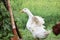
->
[21,8,50,39]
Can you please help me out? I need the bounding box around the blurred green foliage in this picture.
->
[0,2,13,40]
[0,0,60,40]
[10,0,60,29]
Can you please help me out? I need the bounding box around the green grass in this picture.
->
[10,0,60,40]
[19,29,60,40]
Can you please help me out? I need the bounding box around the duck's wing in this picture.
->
[32,16,45,25]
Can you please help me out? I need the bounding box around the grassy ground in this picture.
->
[10,0,60,40]
[19,29,60,40]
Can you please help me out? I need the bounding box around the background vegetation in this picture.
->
[0,0,60,40]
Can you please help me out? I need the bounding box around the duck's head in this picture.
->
[21,8,30,13]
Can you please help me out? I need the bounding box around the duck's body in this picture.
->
[26,16,47,39]
[26,16,45,32]
[21,8,50,40]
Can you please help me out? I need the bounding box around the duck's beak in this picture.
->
[20,10,23,13]
[20,10,24,13]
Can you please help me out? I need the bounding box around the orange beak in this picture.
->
[20,10,24,13]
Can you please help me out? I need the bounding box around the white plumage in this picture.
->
[21,8,50,40]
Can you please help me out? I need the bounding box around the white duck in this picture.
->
[21,8,50,40]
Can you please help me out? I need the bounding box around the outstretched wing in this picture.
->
[32,16,45,25]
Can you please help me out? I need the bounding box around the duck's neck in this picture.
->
[26,11,33,18]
